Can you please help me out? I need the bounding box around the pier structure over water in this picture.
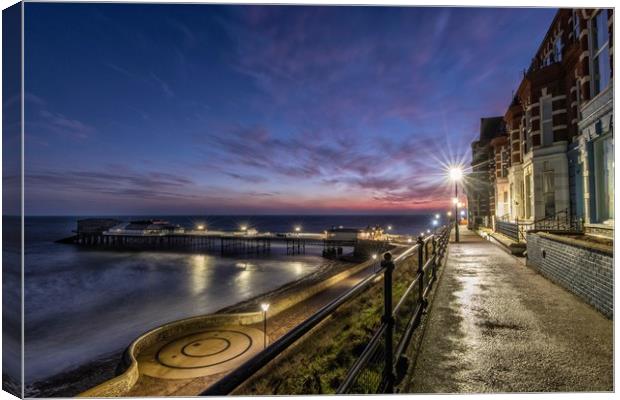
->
[58,219,393,256]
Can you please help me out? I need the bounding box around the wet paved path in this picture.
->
[403,229,612,393]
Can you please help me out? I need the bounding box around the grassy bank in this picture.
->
[235,245,431,395]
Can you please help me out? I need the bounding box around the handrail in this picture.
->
[201,238,425,396]
[336,324,387,393]
[201,226,451,396]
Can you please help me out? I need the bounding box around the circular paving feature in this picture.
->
[138,327,264,379]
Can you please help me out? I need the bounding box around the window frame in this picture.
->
[590,10,611,96]
[540,95,553,146]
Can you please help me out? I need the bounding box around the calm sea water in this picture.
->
[23,215,434,382]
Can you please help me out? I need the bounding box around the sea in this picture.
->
[20,214,436,384]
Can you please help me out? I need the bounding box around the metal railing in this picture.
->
[494,209,584,242]
[496,220,519,241]
[201,226,451,395]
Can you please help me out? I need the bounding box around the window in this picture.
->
[541,96,553,146]
[525,174,532,219]
[553,36,563,62]
[575,78,581,119]
[594,135,614,221]
[543,169,556,217]
[573,10,580,41]
[510,183,514,217]
[591,11,611,96]
[525,109,532,152]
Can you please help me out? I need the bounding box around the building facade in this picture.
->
[471,8,613,238]
[466,117,506,228]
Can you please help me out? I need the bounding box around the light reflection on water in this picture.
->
[24,231,328,383]
[23,214,430,383]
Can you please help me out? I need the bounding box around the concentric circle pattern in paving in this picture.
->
[138,327,264,379]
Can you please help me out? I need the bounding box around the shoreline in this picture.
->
[25,256,356,397]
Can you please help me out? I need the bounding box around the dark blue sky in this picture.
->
[24,4,556,215]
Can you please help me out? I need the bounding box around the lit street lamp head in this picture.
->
[449,167,463,181]
[294,226,301,232]
[261,303,270,312]
[452,197,459,205]
[371,254,377,260]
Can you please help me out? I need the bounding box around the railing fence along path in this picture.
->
[201,226,451,396]
[495,208,584,242]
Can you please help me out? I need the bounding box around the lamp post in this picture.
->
[260,303,270,349]
[449,167,463,243]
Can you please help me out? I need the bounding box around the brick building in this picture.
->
[472,8,613,238]
[466,117,505,228]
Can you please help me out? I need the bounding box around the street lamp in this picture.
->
[448,166,463,243]
[261,303,270,349]
[371,253,378,272]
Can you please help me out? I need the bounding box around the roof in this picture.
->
[327,228,361,233]
[479,117,505,142]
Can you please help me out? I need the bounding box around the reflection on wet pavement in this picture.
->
[403,229,612,393]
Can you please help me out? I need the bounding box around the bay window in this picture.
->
[591,10,611,96]
[541,96,553,146]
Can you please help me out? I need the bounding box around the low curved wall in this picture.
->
[78,248,406,397]
[78,312,259,397]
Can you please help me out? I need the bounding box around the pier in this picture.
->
[58,219,391,256]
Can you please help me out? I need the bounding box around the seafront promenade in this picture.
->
[79,227,612,396]
[402,229,613,393]
[81,244,396,396]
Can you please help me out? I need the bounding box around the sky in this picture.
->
[23,4,557,215]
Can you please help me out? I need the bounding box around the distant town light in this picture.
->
[435,214,440,219]
[457,202,463,208]
[240,225,248,231]
[294,226,301,232]
[387,225,392,230]
[372,254,377,260]
[449,167,463,181]
[426,229,431,233]
[432,220,438,226]
[447,211,452,217]
[420,232,425,237]
[196,224,205,230]
[460,210,466,216]
[407,238,412,243]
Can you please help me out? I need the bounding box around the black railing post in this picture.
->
[431,237,437,280]
[416,236,424,302]
[381,253,395,393]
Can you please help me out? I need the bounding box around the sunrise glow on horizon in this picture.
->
[22,4,557,215]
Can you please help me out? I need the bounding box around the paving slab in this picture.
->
[402,229,612,393]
